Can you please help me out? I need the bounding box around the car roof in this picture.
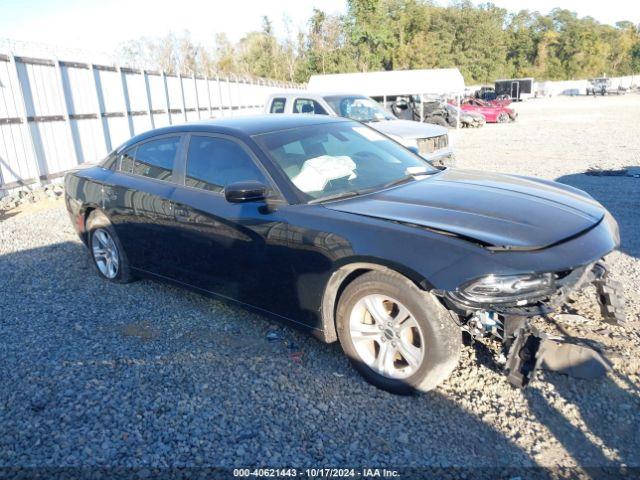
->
[118,114,351,150]
[267,92,368,99]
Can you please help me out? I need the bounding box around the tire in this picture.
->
[336,270,462,395]
[424,116,448,127]
[86,210,134,283]
[497,112,510,123]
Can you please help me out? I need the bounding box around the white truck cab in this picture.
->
[265,92,454,168]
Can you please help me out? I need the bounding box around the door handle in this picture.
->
[101,186,118,201]
[174,206,191,221]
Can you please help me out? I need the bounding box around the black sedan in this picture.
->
[65,114,623,393]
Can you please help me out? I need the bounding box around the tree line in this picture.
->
[117,0,640,84]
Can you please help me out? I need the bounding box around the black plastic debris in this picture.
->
[538,340,611,379]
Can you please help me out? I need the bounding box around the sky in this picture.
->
[0,0,639,59]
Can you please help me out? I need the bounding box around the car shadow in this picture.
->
[555,168,640,259]
[467,328,639,475]
[525,370,639,476]
[0,208,19,222]
[0,240,637,475]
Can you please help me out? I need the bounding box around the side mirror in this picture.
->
[407,146,420,155]
[225,181,268,203]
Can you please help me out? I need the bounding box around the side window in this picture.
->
[186,136,268,192]
[270,98,286,113]
[293,99,328,115]
[119,148,136,173]
[101,152,119,170]
[131,136,180,181]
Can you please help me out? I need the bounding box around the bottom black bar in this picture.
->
[0,466,635,480]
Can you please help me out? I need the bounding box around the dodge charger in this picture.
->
[65,115,624,393]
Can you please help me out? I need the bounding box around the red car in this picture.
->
[457,98,517,123]
[486,98,513,107]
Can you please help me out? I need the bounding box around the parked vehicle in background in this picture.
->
[474,86,512,105]
[494,78,534,101]
[587,78,610,96]
[489,97,513,107]
[475,86,496,100]
[389,97,449,127]
[389,96,484,128]
[415,100,450,127]
[64,114,625,394]
[265,92,454,168]
[458,98,517,123]
[445,104,485,128]
[586,78,627,96]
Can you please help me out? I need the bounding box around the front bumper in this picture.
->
[447,258,625,387]
[444,257,624,323]
[444,261,595,317]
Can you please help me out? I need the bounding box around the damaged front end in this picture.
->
[442,259,626,387]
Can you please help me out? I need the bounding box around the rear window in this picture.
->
[293,99,328,115]
[270,98,286,113]
[131,136,180,181]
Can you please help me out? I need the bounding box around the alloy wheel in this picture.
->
[349,294,425,379]
[92,228,119,279]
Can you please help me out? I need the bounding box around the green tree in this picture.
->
[212,33,237,76]
[346,0,395,70]
[115,3,640,84]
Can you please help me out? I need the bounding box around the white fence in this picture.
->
[534,75,639,97]
[0,53,300,193]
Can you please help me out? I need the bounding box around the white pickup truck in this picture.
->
[265,92,454,168]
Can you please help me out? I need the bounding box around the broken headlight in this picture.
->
[457,273,556,304]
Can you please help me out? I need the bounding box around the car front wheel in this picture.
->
[336,271,461,394]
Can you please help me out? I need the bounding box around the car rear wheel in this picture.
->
[336,271,461,394]
[497,112,510,123]
[87,210,134,283]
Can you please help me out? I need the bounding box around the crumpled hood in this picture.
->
[366,119,448,141]
[325,169,606,250]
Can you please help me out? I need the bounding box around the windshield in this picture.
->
[323,95,395,122]
[253,122,438,202]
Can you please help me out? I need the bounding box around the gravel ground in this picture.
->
[0,95,639,477]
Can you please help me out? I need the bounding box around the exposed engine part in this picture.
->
[465,310,502,339]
